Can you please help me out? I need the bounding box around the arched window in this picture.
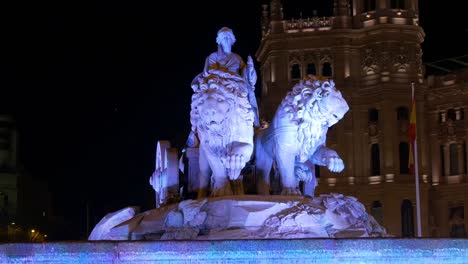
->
[450,143,459,175]
[306,63,316,75]
[371,201,383,225]
[322,62,332,77]
[364,0,376,12]
[369,108,379,122]
[401,199,414,237]
[397,107,409,120]
[371,144,380,176]
[399,142,410,174]
[291,64,301,80]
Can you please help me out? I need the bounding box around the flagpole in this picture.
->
[412,82,422,237]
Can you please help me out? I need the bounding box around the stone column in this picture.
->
[429,111,440,184]
[464,198,468,237]
[443,144,450,177]
[430,133,441,184]
[464,115,468,175]
[417,101,429,176]
[382,100,394,175]
[457,144,464,175]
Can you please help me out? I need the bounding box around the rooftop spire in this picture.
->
[270,0,283,21]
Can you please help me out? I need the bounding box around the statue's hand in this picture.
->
[326,155,344,173]
[222,154,245,180]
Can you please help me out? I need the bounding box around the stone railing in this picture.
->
[286,16,334,31]
[2,239,468,262]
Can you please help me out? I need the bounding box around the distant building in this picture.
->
[0,115,19,224]
[0,114,52,241]
[256,0,467,237]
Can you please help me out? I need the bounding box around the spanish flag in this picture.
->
[408,82,417,174]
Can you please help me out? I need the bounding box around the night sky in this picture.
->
[1,1,466,239]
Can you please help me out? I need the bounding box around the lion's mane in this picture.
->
[190,76,254,156]
[275,76,341,162]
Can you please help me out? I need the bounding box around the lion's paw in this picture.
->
[281,188,302,196]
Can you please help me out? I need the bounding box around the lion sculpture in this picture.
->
[255,76,349,196]
[190,74,255,197]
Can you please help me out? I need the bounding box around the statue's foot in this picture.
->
[280,188,302,196]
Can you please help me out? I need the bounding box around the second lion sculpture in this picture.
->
[255,77,349,196]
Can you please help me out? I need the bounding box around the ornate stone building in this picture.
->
[0,115,19,225]
[256,0,467,237]
[0,115,52,241]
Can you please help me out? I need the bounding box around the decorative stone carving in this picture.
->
[415,46,423,75]
[380,51,391,72]
[96,194,388,240]
[362,48,378,75]
[393,46,410,73]
[319,50,332,64]
[88,206,139,240]
[150,141,180,208]
[255,76,349,196]
[286,17,334,31]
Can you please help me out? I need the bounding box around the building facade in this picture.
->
[256,0,467,237]
[0,115,19,225]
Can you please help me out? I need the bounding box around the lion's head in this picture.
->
[280,76,349,127]
[190,78,254,153]
[277,76,349,161]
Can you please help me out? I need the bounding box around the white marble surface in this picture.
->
[90,194,388,241]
